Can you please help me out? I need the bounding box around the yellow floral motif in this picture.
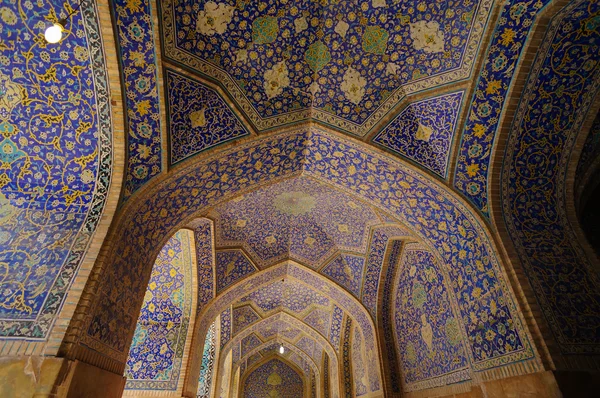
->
[189,108,207,128]
[409,20,445,53]
[263,61,290,99]
[340,67,366,104]
[466,162,480,177]
[415,123,433,141]
[500,28,516,46]
[472,123,486,138]
[196,1,235,36]
[485,79,502,95]
[0,72,23,120]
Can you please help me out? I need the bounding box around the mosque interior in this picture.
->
[1,0,600,397]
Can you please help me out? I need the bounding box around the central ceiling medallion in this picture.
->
[273,191,316,216]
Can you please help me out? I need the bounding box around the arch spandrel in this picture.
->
[241,356,307,398]
[69,128,539,395]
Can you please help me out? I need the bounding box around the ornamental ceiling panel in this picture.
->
[210,175,382,269]
[160,0,492,135]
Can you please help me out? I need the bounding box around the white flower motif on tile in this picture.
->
[385,62,400,76]
[415,123,434,141]
[295,17,308,33]
[196,2,235,36]
[235,49,248,63]
[372,0,387,8]
[263,61,290,99]
[309,81,321,95]
[335,20,349,38]
[409,20,445,53]
[340,67,366,105]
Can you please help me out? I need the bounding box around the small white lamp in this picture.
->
[279,345,284,354]
[44,22,64,44]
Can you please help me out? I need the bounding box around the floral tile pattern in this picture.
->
[215,249,257,293]
[394,249,469,390]
[112,0,162,198]
[502,0,600,354]
[321,253,366,298]
[161,0,492,135]
[197,322,216,398]
[165,69,249,164]
[233,305,262,334]
[373,91,464,177]
[0,0,112,339]
[211,176,380,269]
[125,230,194,390]
[192,218,215,313]
[243,358,304,397]
[454,0,551,215]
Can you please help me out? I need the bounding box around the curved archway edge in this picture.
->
[68,127,541,389]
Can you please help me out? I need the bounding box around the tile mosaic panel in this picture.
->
[112,0,162,198]
[241,333,263,357]
[220,307,232,349]
[125,230,194,390]
[329,305,344,354]
[87,129,532,376]
[394,249,469,390]
[454,0,551,215]
[192,218,214,313]
[215,249,257,293]
[381,240,403,393]
[502,0,600,354]
[197,322,216,398]
[242,358,304,398]
[233,305,262,334]
[161,0,492,135]
[342,317,352,398]
[361,226,407,317]
[352,326,368,396]
[238,279,330,315]
[373,91,464,177]
[211,176,380,269]
[321,253,366,298]
[303,308,331,338]
[0,0,111,339]
[165,69,249,164]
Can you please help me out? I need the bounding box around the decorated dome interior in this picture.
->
[2,0,600,397]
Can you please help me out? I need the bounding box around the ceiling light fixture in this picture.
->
[44,2,81,44]
[279,345,284,354]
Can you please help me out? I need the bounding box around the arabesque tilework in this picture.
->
[502,0,600,354]
[0,0,111,339]
[192,218,215,313]
[84,129,533,379]
[165,69,249,164]
[241,333,263,357]
[112,0,162,198]
[220,307,232,349]
[329,305,344,353]
[125,230,194,390]
[362,226,407,317]
[233,305,262,334]
[211,176,380,269]
[321,254,366,298]
[352,326,368,396]
[197,322,216,398]
[394,249,469,391]
[242,358,304,397]
[373,91,464,177]
[454,0,551,215]
[161,0,492,135]
[381,240,403,393]
[215,249,257,293]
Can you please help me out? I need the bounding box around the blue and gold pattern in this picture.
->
[454,0,551,215]
[220,307,232,349]
[329,305,344,353]
[502,0,600,354]
[197,322,216,398]
[0,0,112,339]
[112,0,162,198]
[241,333,263,357]
[192,218,215,313]
[321,254,366,298]
[215,249,257,293]
[243,358,304,397]
[211,176,380,269]
[373,91,464,177]
[362,226,407,317]
[161,0,492,135]
[394,248,469,390]
[125,230,194,390]
[165,69,249,164]
[233,305,262,334]
[303,308,331,338]
[85,129,532,376]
